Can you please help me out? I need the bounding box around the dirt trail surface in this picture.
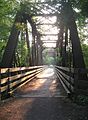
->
[0,67,88,120]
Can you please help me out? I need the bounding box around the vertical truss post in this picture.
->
[27,15,37,66]
[31,35,35,66]
[62,26,68,66]
[57,21,64,66]
[25,21,32,66]
[36,33,43,65]
[62,2,85,68]
[0,12,22,67]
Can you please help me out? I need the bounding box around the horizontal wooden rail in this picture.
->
[0,66,44,100]
[55,66,88,95]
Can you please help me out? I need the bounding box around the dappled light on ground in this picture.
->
[37,67,54,78]
[14,67,66,97]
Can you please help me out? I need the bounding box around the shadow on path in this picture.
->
[0,67,88,120]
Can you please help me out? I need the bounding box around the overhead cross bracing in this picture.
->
[23,1,61,14]
[21,1,61,48]
[33,16,59,48]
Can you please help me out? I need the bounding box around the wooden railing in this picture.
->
[0,66,43,100]
[74,68,88,95]
[55,66,88,95]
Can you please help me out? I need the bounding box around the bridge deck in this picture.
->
[0,67,88,120]
[15,67,66,98]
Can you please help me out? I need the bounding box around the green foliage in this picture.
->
[70,0,88,17]
[16,32,29,67]
[0,0,21,62]
[82,44,88,68]
[0,41,6,63]
[43,56,55,65]
[43,48,55,65]
[55,56,62,65]
[15,22,27,31]
[73,95,88,105]
[79,0,88,17]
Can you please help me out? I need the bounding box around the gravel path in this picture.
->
[0,67,88,120]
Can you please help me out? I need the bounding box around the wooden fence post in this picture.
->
[0,68,1,101]
[7,68,11,97]
[9,68,12,95]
